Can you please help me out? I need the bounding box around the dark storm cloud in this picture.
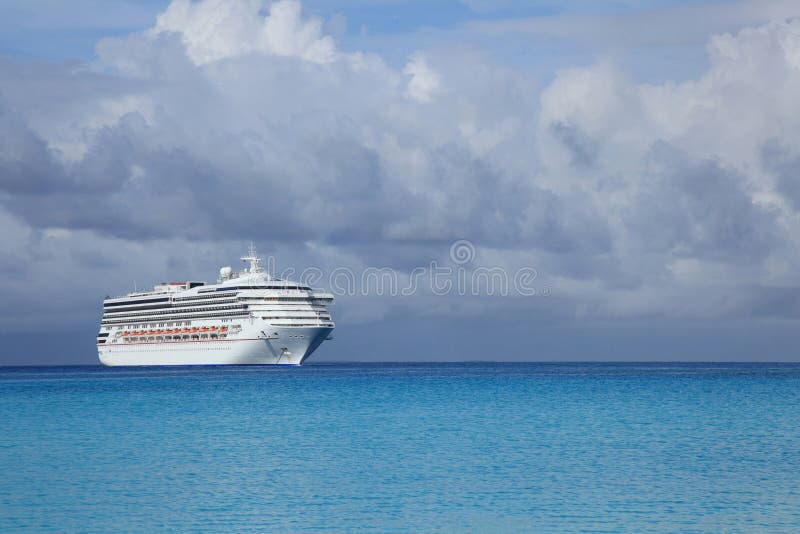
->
[763,140,800,212]
[0,107,68,194]
[627,142,780,262]
[549,121,599,167]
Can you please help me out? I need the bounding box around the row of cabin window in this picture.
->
[102,315,247,326]
[105,304,246,319]
[104,299,239,313]
[105,318,243,329]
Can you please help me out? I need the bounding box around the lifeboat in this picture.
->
[182,328,190,334]
[210,326,218,331]
[201,327,209,332]
[220,327,228,332]
[121,332,129,337]
[191,327,199,333]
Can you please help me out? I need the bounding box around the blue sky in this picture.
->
[0,1,706,58]
[0,0,735,76]
[2,0,800,364]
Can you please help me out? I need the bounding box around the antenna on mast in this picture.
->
[241,242,263,273]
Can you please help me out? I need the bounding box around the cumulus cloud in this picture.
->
[154,0,337,64]
[2,0,800,352]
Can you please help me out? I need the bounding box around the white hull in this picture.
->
[99,326,332,366]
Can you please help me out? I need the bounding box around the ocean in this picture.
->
[1,363,799,532]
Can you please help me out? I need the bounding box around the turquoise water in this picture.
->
[1,363,799,532]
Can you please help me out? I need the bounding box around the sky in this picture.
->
[2,0,800,364]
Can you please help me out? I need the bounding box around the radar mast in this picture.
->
[241,242,263,273]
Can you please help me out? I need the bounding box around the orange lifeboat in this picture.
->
[201,327,209,332]
[210,326,218,331]
[220,327,228,332]
[182,328,190,334]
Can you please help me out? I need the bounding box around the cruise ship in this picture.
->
[97,246,334,366]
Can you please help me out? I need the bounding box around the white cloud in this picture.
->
[153,0,336,65]
[403,52,441,103]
